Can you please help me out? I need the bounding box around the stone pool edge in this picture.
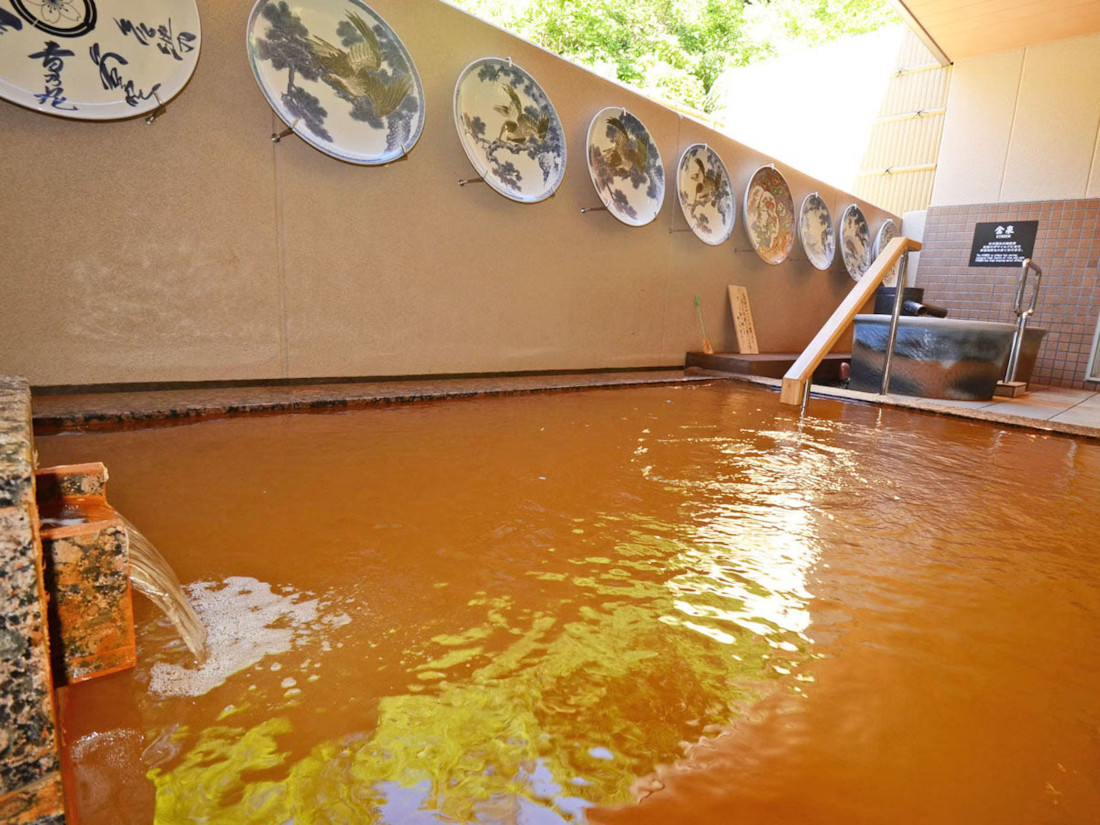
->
[29,371,719,433]
[23,368,1100,441]
[0,377,67,824]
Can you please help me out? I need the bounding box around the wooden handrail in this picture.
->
[779,236,923,405]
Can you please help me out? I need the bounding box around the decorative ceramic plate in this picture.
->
[840,204,872,281]
[676,143,734,245]
[0,0,200,120]
[743,165,795,265]
[798,192,834,270]
[873,218,900,286]
[247,0,424,165]
[586,107,664,226]
[453,57,565,203]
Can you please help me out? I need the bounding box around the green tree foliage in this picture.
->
[452,0,899,113]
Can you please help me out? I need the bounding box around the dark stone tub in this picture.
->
[850,315,1047,400]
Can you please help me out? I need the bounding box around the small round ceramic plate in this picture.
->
[798,192,835,270]
[840,204,872,280]
[743,165,795,265]
[676,144,734,245]
[453,57,566,203]
[0,0,201,120]
[873,218,900,286]
[248,0,425,165]
[586,107,664,227]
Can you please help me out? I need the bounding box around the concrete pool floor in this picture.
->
[28,370,1100,440]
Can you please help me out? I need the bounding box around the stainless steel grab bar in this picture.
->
[880,253,911,395]
[1005,258,1042,383]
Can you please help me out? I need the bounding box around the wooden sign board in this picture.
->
[727,285,759,354]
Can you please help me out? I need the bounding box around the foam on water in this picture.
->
[148,576,343,697]
[70,728,143,765]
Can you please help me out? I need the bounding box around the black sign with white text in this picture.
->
[969,221,1038,267]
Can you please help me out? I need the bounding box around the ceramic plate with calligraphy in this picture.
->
[798,192,835,270]
[453,57,565,203]
[587,107,664,227]
[840,204,872,281]
[676,144,733,245]
[248,0,425,165]
[873,218,900,286]
[0,0,200,120]
[743,164,795,265]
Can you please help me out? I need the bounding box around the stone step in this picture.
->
[686,352,850,381]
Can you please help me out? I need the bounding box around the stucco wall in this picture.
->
[933,31,1100,206]
[0,0,895,387]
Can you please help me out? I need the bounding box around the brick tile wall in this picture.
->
[916,199,1100,388]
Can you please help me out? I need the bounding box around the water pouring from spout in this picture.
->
[121,515,208,664]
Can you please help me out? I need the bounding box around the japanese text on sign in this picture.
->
[969,221,1038,267]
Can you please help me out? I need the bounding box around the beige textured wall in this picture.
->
[933,31,1100,206]
[0,0,896,387]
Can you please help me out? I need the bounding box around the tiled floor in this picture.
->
[977,387,1100,425]
[790,380,1100,439]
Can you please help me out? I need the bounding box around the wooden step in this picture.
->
[687,351,850,381]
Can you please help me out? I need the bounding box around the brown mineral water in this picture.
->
[36,382,1100,824]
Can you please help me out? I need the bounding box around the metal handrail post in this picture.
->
[1005,258,1042,383]
[880,252,910,395]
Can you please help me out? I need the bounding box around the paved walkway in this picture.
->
[930,385,1100,428]
[721,374,1100,440]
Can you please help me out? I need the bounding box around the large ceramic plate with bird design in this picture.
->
[840,204,872,281]
[453,57,565,203]
[247,0,425,165]
[676,144,733,245]
[586,107,664,227]
[0,0,200,119]
[873,217,899,286]
[798,192,835,271]
[743,165,794,265]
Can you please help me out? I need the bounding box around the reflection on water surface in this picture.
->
[38,383,1100,823]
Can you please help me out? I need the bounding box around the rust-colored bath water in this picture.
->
[35,383,1100,824]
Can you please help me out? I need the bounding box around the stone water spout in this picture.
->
[36,463,205,683]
